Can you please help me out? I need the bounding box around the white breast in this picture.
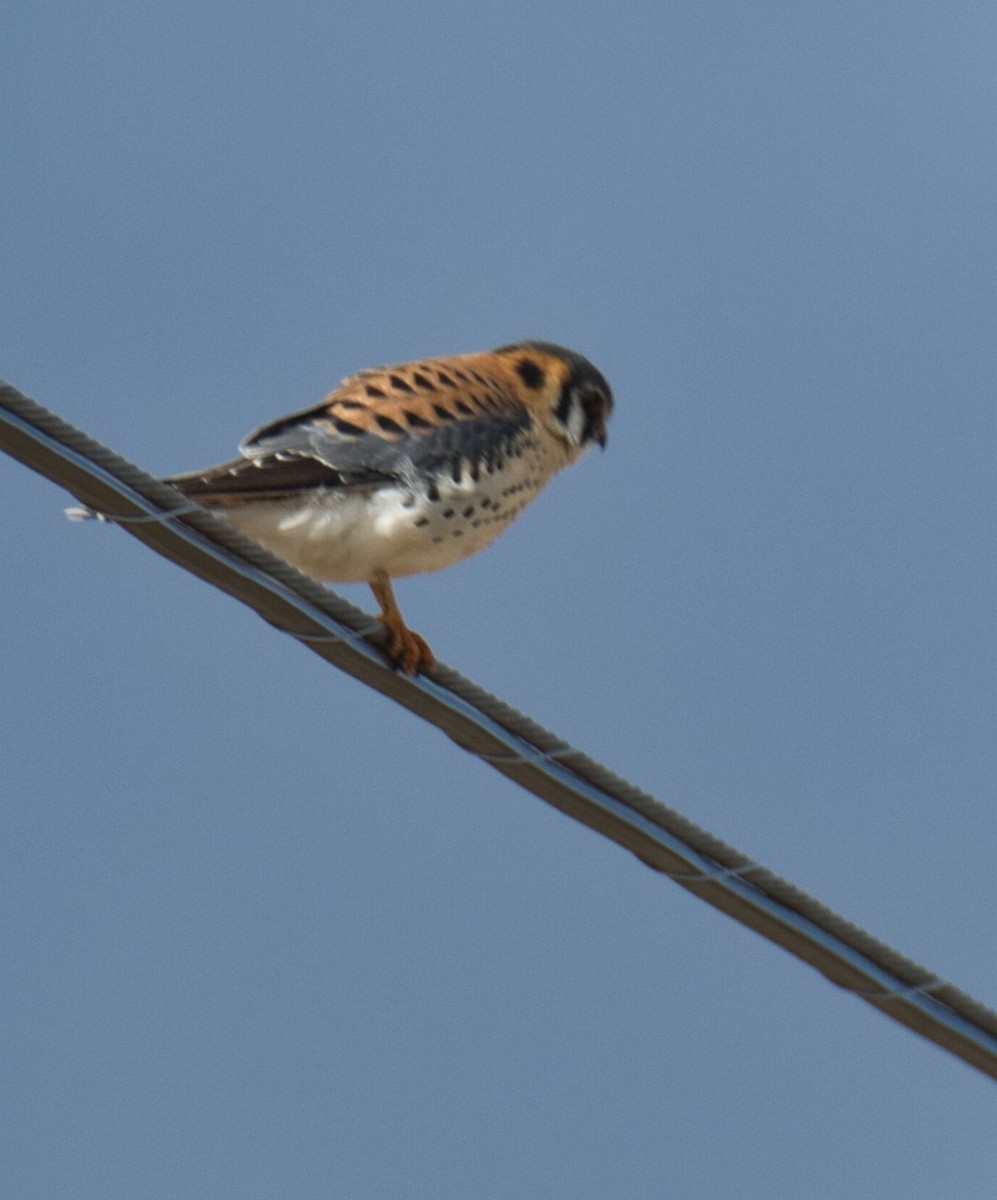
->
[212,436,574,583]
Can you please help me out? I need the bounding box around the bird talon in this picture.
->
[369,571,436,675]
[381,620,435,676]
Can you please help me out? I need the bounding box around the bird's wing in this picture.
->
[167,352,532,502]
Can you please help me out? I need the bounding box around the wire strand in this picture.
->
[3,377,997,1082]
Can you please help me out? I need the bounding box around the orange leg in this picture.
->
[368,571,435,676]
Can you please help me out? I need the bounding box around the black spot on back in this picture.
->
[375,413,406,435]
[412,373,435,390]
[365,385,386,398]
[432,404,456,422]
[404,409,432,430]
[388,374,415,394]
[332,415,366,436]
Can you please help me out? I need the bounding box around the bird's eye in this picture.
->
[579,389,606,421]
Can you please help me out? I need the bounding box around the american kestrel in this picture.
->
[162,341,613,674]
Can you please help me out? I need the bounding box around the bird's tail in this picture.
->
[65,504,105,522]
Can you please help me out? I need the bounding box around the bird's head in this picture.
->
[496,341,614,454]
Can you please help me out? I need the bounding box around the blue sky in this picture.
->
[3,3,997,1196]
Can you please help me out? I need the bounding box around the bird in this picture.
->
[82,341,614,674]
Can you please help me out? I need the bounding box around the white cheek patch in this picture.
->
[564,397,587,446]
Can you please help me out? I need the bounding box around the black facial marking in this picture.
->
[495,341,612,405]
[553,387,573,427]
[578,389,610,446]
[515,358,545,390]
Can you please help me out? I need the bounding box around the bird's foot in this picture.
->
[379,617,435,676]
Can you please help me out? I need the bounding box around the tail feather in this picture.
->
[65,504,104,522]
